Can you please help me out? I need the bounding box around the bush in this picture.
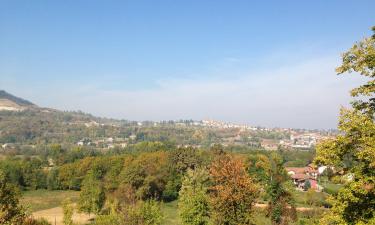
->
[123,200,164,225]
[323,183,342,195]
[92,214,121,225]
[330,176,342,184]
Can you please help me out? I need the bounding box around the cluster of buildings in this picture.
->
[286,164,328,191]
[74,119,335,151]
[260,139,280,150]
[260,132,334,151]
[76,134,137,149]
[200,119,259,131]
[280,132,333,149]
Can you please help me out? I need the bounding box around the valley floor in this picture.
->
[22,190,325,225]
[32,206,92,225]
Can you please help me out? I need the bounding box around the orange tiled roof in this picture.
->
[291,173,310,180]
[286,167,306,174]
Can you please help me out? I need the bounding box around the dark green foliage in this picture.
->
[22,158,47,190]
[47,168,60,190]
[162,173,181,202]
[103,157,124,192]
[119,152,169,200]
[168,147,202,174]
[321,167,334,180]
[247,154,270,184]
[0,157,48,190]
[0,170,26,224]
[0,159,24,187]
[303,180,311,191]
[209,144,225,155]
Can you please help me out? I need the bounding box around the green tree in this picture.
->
[123,200,164,225]
[92,199,122,225]
[335,26,375,114]
[264,154,297,225]
[78,171,105,216]
[0,159,24,187]
[138,200,164,225]
[120,152,169,200]
[304,180,311,191]
[178,168,210,225]
[315,27,375,225]
[0,170,26,224]
[305,188,318,207]
[47,168,60,190]
[210,144,225,155]
[162,171,181,202]
[321,167,334,181]
[62,198,74,225]
[169,147,202,174]
[92,214,121,225]
[247,153,272,184]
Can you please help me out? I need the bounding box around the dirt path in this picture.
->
[32,206,93,225]
[255,203,318,211]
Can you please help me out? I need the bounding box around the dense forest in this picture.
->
[1,143,321,225]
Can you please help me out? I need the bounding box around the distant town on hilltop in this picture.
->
[0,90,335,152]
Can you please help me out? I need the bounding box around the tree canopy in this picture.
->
[315,26,375,225]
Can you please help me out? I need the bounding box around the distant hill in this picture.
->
[0,91,130,143]
[0,90,36,111]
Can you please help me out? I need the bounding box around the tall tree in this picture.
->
[120,152,169,200]
[315,26,375,225]
[335,26,375,114]
[264,154,296,225]
[209,155,258,225]
[78,171,105,216]
[62,199,74,225]
[178,168,210,225]
[0,170,26,224]
[169,147,202,174]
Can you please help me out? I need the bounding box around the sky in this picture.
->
[0,0,374,129]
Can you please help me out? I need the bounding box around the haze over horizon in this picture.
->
[1,1,374,129]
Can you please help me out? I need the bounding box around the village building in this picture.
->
[286,165,322,191]
[261,139,279,150]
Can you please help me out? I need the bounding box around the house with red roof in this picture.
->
[286,166,320,191]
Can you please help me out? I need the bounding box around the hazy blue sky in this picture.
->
[1,1,374,129]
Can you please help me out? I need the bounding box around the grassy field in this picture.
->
[293,190,328,207]
[322,182,343,195]
[21,189,80,212]
[161,201,273,225]
[21,190,324,225]
[162,200,181,225]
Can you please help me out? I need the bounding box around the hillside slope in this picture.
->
[0,90,35,111]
